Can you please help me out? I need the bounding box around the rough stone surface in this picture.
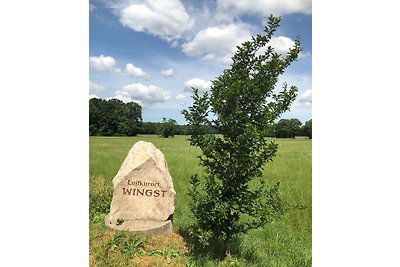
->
[105,141,176,234]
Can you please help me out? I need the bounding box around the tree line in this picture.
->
[89,98,142,136]
[140,120,218,136]
[268,118,312,139]
[89,98,311,139]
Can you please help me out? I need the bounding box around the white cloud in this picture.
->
[110,94,138,104]
[294,89,312,110]
[89,3,96,12]
[89,94,99,99]
[176,94,187,106]
[271,36,310,58]
[89,55,117,72]
[217,0,311,16]
[182,23,252,64]
[298,89,312,104]
[256,36,309,58]
[270,36,296,55]
[161,68,174,78]
[184,78,212,92]
[119,0,194,41]
[115,83,171,106]
[125,63,148,79]
[89,81,105,94]
[299,51,311,59]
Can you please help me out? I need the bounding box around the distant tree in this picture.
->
[182,15,301,257]
[125,101,142,134]
[89,98,142,136]
[275,118,302,138]
[175,124,190,135]
[157,118,178,138]
[140,122,160,135]
[292,119,303,137]
[302,119,312,139]
[89,98,105,136]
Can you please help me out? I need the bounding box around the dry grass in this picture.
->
[144,232,188,253]
[131,254,186,267]
[90,224,190,267]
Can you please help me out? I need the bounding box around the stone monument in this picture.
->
[105,141,176,234]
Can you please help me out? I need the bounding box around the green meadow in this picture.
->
[89,135,311,266]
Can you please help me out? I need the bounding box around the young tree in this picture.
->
[157,118,178,138]
[182,15,301,257]
[140,122,160,134]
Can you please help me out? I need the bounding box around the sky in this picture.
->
[89,0,312,124]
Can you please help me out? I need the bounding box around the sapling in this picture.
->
[182,15,301,257]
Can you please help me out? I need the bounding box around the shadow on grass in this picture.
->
[177,226,263,265]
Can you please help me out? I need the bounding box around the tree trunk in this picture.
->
[223,240,231,259]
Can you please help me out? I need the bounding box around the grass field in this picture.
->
[89,135,311,266]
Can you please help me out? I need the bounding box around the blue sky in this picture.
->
[89,0,312,124]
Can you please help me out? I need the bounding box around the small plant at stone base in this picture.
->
[103,233,146,263]
[182,15,301,258]
[147,247,182,264]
